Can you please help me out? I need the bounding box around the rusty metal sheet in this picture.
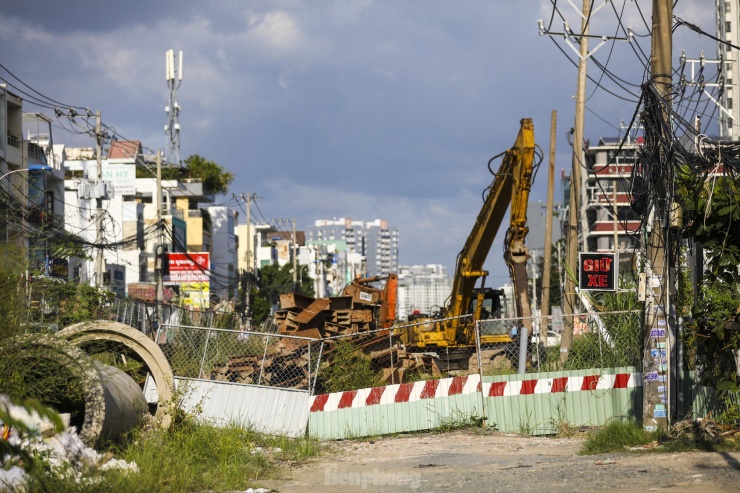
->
[293,298,331,325]
[279,292,317,310]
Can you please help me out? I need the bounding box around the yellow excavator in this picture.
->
[399,118,537,371]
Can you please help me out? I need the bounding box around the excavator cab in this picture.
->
[473,288,516,343]
[469,288,504,321]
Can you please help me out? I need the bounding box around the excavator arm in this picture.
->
[503,121,535,339]
[446,119,535,327]
[406,119,535,355]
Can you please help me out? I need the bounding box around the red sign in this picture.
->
[128,283,157,302]
[578,252,617,291]
[166,252,210,282]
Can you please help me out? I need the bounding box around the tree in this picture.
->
[251,263,315,324]
[137,154,234,195]
[677,167,740,384]
[183,154,234,195]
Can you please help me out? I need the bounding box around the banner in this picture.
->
[165,252,210,282]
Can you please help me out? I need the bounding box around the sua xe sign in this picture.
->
[166,252,210,282]
[578,252,617,291]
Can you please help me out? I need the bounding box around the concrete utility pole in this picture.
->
[155,151,164,330]
[540,110,557,347]
[241,192,256,326]
[642,0,673,431]
[292,218,298,292]
[561,0,591,363]
[94,110,105,288]
[538,0,634,364]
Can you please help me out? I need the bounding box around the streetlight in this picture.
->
[0,164,52,183]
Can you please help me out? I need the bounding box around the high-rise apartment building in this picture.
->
[717,0,739,138]
[583,135,642,265]
[364,219,399,277]
[305,218,398,277]
[396,264,451,320]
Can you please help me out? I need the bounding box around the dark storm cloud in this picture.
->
[0,1,717,279]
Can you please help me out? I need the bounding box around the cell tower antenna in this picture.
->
[164,49,183,166]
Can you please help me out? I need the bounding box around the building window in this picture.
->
[727,21,732,32]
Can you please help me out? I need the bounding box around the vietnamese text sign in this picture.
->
[165,252,209,282]
[578,252,617,291]
[101,163,136,195]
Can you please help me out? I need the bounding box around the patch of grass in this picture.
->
[107,422,320,492]
[581,419,740,456]
[580,419,659,455]
[549,397,578,437]
[516,408,535,436]
[14,421,322,493]
[432,410,484,433]
[321,339,382,393]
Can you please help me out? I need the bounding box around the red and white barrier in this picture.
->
[310,375,480,413]
[482,372,641,397]
[309,372,641,413]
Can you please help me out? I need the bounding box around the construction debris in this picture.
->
[207,274,443,389]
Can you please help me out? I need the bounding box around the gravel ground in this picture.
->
[265,429,740,493]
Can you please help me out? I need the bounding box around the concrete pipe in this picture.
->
[86,360,148,445]
[9,337,147,446]
[57,321,175,430]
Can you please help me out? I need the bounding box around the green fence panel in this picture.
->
[308,375,483,439]
[482,367,642,435]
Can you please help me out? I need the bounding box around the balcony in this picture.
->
[170,180,215,202]
[167,207,184,220]
[26,142,46,165]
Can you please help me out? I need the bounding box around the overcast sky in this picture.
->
[1,1,716,286]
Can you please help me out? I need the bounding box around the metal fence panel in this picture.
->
[157,324,323,392]
[477,310,642,376]
[176,378,310,437]
[308,374,483,439]
[481,367,642,435]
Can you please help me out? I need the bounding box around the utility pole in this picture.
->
[155,151,164,331]
[530,248,539,328]
[538,0,633,364]
[540,110,557,346]
[94,110,105,288]
[292,218,298,292]
[561,0,590,363]
[642,0,673,431]
[241,193,256,326]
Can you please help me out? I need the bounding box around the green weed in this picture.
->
[431,409,483,433]
[516,406,535,436]
[580,419,659,454]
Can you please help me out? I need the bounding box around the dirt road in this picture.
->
[266,429,740,493]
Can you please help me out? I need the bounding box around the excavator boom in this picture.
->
[447,118,535,324]
[403,118,536,369]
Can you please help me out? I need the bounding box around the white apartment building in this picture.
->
[582,135,642,269]
[63,141,224,300]
[717,0,739,138]
[207,205,238,301]
[305,217,399,278]
[396,264,451,320]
